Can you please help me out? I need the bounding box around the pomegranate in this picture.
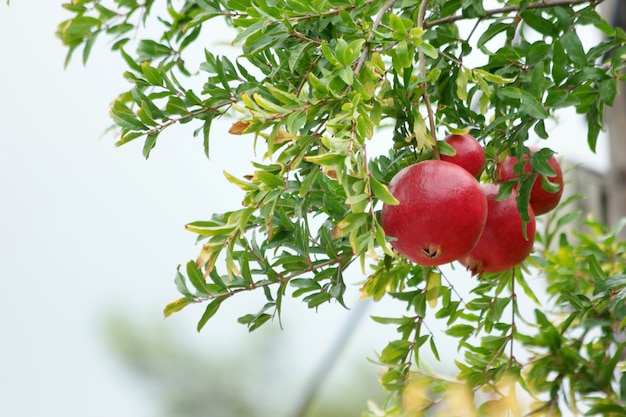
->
[495,146,564,216]
[459,183,536,275]
[381,160,488,266]
[440,133,485,178]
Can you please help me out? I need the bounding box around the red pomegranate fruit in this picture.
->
[440,133,486,178]
[459,183,536,275]
[381,160,488,267]
[495,146,564,216]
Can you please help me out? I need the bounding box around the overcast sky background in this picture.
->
[0,2,611,417]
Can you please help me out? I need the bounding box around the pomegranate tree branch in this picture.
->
[418,0,440,158]
[424,0,607,29]
[354,0,397,75]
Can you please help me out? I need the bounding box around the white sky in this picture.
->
[0,2,610,417]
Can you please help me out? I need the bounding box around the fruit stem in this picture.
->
[417,0,440,160]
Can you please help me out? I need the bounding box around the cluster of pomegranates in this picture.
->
[380,133,564,275]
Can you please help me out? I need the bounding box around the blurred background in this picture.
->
[0,1,621,417]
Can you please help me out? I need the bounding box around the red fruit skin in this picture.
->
[495,146,564,216]
[381,160,488,267]
[440,133,486,178]
[459,183,536,275]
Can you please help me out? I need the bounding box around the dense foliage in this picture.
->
[58,0,626,415]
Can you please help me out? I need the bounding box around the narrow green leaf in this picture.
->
[202,111,213,158]
[530,150,556,177]
[140,61,163,86]
[321,40,341,67]
[587,254,608,283]
[446,324,475,338]
[110,101,149,131]
[476,22,509,52]
[456,67,468,101]
[497,87,549,119]
[186,260,210,295]
[142,133,158,159]
[599,79,618,105]
[174,266,194,297]
[559,31,587,68]
[391,40,411,71]
[197,297,225,331]
[416,39,439,59]
[594,274,626,295]
[429,337,441,361]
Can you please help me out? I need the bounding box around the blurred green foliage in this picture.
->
[104,312,384,417]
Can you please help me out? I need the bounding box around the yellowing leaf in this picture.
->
[229,120,251,135]
[413,110,436,151]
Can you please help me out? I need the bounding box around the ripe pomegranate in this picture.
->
[381,160,488,266]
[459,183,536,275]
[495,146,564,216]
[440,133,485,178]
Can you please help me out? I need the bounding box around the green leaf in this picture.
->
[477,22,509,53]
[416,39,438,59]
[587,254,608,284]
[110,101,148,131]
[186,260,210,295]
[456,67,468,101]
[370,176,399,205]
[197,297,225,331]
[389,13,407,40]
[584,404,626,416]
[140,61,163,86]
[495,181,515,202]
[446,324,475,338]
[142,133,158,158]
[174,266,194,297]
[390,40,412,71]
[381,339,412,363]
[288,42,311,72]
[137,39,173,60]
[321,40,341,67]
[529,149,556,177]
[307,72,329,95]
[559,31,587,68]
[166,96,189,116]
[521,10,559,37]
[429,337,441,361]
[473,68,514,85]
[202,111,213,158]
[305,291,332,308]
[594,274,626,295]
[497,87,549,119]
[437,139,456,156]
[58,16,101,46]
[599,79,618,105]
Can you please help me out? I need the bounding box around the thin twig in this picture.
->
[354,0,397,75]
[423,0,607,29]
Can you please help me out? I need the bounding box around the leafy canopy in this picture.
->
[58,0,626,415]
